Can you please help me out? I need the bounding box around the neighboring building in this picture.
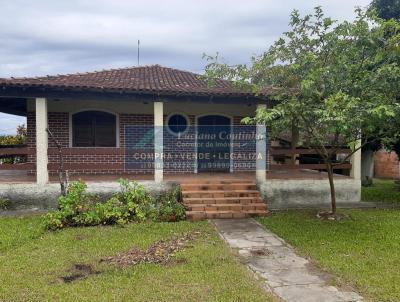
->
[374,150,400,179]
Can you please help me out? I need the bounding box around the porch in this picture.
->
[0,101,360,214]
[0,140,356,185]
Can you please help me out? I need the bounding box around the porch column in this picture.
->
[350,139,362,180]
[35,98,49,185]
[256,104,267,183]
[154,101,163,182]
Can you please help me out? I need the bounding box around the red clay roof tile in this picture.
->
[0,65,263,98]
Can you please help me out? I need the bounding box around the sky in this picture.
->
[0,0,370,134]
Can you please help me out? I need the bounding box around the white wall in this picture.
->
[27,98,257,117]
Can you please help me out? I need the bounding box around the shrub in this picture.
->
[153,186,185,222]
[114,179,153,222]
[43,181,98,230]
[0,198,10,210]
[43,179,185,230]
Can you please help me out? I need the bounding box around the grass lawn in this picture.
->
[362,178,400,203]
[0,216,272,302]
[258,209,400,302]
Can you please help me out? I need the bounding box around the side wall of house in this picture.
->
[26,98,261,175]
[374,150,400,179]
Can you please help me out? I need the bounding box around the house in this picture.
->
[0,65,362,218]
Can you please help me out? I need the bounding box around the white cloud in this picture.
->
[0,0,371,76]
[0,0,370,134]
[0,114,26,135]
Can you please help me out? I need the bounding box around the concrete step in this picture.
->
[186,209,269,221]
[183,196,264,205]
[181,183,257,191]
[182,190,260,199]
[184,203,267,212]
[180,179,267,221]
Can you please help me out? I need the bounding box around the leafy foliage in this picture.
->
[0,198,10,210]
[0,124,27,146]
[43,179,185,230]
[204,7,400,213]
[153,187,185,222]
[370,0,400,21]
[365,0,400,154]
[0,124,27,164]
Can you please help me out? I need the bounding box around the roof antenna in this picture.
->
[137,39,140,66]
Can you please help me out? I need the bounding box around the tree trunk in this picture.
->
[58,146,67,197]
[326,162,336,214]
[46,129,68,196]
[291,122,299,165]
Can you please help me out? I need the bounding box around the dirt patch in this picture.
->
[58,264,100,283]
[250,248,272,256]
[164,257,189,267]
[317,211,348,221]
[74,234,89,241]
[101,231,200,266]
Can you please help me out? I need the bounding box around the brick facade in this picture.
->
[121,114,154,174]
[374,150,400,179]
[27,112,263,176]
[26,112,36,174]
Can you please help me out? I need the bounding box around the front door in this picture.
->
[197,115,231,172]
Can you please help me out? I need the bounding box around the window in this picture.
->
[72,111,116,147]
[167,113,189,135]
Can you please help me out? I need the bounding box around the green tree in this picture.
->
[0,124,27,145]
[370,0,400,20]
[0,124,27,164]
[204,7,400,215]
[369,0,400,164]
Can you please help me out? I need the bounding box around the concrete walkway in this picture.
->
[213,218,363,302]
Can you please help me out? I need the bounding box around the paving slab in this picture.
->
[212,218,363,302]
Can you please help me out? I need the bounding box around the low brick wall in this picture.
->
[374,151,400,179]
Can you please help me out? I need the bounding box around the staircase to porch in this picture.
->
[181,180,269,221]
